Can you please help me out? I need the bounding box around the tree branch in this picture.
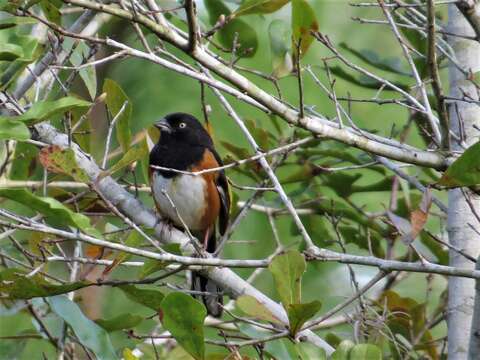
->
[60,0,449,169]
[457,0,480,41]
[33,122,335,355]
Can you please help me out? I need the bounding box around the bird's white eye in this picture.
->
[179,122,186,128]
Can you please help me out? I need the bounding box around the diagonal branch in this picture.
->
[33,122,335,355]
[60,0,449,169]
[457,0,480,41]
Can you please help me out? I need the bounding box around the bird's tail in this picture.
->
[191,230,223,317]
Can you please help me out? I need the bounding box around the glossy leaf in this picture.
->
[0,188,102,238]
[268,19,293,78]
[291,0,318,58]
[236,295,283,324]
[0,268,90,299]
[96,313,144,332]
[0,43,23,61]
[233,0,290,16]
[439,141,480,187]
[101,144,148,178]
[287,300,321,336]
[0,35,40,90]
[0,97,91,125]
[331,340,355,360]
[269,249,305,307]
[349,344,382,359]
[47,295,117,360]
[103,79,132,153]
[39,145,89,182]
[204,0,258,57]
[0,119,30,140]
[118,285,164,311]
[160,292,207,360]
[10,142,37,179]
[0,16,36,29]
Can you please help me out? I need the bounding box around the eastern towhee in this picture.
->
[149,112,230,317]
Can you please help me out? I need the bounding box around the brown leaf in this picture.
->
[410,188,432,239]
[39,145,89,182]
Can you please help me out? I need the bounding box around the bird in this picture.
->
[149,112,230,317]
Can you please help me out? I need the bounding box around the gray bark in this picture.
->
[447,5,480,359]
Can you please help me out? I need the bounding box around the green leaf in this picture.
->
[268,249,305,307]
[236,295,283,324]
[0,16,37,30]
[103,230,143,275]
[0,119,30,140]
[103,145,148,177]
[10,142,37,179]
[138,259,167,279]
[0,268,90,299]
[95,314,144,332]
[439,141,480,187]
[291,0,318,58]
[103,79,132,153]
[118,285,164,311]
[233,0,290,16]
[40,0,61,25]
[138,243,181,279]
[47,295,117,360]
[287,300,321,336]
[268,19,293,78]
[245,118,270,149]
[160,292,206,360]
[339,43,409,76]
[0,97,91,125]
[0,35,40,90]
[348,344,382,360]
[69,40,97,100]
[204,0,258,57]
[7,34,39,63]
[0,43,24,61]
[39,145,89,182]
[0,188,102,238]
[331,340,355,360]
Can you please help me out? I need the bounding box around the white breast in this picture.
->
[151,172,207,231]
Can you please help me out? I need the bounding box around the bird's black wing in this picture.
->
[210,147,230,235]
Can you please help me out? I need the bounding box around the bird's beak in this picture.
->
[154,118,172,133]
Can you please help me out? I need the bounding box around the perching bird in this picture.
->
[149,112,230,317]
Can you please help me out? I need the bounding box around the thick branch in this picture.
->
[33,122,335,354]
[469,256,480,357]
[457,0,480,41]
[61,0,448,169]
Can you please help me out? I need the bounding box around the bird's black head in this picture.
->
[154,112,212,147]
